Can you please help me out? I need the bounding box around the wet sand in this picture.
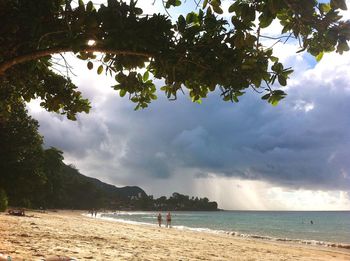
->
[0,210,349,260]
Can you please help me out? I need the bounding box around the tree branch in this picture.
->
[0,46,153,76]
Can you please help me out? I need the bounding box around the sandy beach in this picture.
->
[0,211,349,261]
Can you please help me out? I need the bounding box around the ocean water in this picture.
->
[99,211,350,249]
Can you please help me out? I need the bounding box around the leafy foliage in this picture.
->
[156,192,218,211]
[0,102,45,207]
[131,192,218,211]
[0,0,349,117]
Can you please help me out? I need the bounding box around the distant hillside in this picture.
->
[45,164,218,211]
[2,143,217,210]
[43,163,147,210]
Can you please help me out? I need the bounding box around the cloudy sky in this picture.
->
[28,1,350,210]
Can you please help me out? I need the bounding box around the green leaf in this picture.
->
[143,71,149,82]
[134,8,143,15]
[119,89,127,97]
[203,0,209,8]
[278,75,287,86]
[319,3,331,13]
[228,3,237,13]
[97,65,103,75]
[282,68,294,76]
[272,62,283,73]
[271,99,279,106]
[206,6,212,15]
[112,84,121,90]
[86,1,94,12]
[87,61,93,70]
[186,12,198,23]
[177,15,186,32]
[209,85,216,91]
[270,56,279,63]
[223,95,230,101]
[115,73,125,83]
[212,5,223,14]
[273,90,286,96]
[210,0,221,7]
[259,14,274,28]
[315,52,324,62]
[261,94,270,100]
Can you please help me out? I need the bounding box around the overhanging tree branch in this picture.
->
[0,46,153,76]
[1,0,349,115]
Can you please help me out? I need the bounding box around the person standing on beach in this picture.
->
[166,212,172,228]
[157,213,162,227]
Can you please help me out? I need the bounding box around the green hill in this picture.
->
[39,161,147,210]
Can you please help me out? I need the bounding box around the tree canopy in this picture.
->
[0,0,349,119]
[0,102,45,207]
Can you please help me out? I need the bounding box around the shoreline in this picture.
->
[97,211,350,251]
[1,210,350,260]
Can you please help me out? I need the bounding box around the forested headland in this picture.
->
[0,103,144,210]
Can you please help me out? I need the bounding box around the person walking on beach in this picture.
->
[157,213,162,227]
[166,212,172,228]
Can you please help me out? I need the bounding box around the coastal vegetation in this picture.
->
[0,103,141,209]
[131,192,218,211]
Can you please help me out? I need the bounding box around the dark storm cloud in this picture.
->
[36,113,110,158]
[29,52,350,191]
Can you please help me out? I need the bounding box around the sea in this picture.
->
[98,211,350,249]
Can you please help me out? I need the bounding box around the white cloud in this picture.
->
[293,100,314,112]
[193,176,350,210]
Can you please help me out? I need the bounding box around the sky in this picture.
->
[28,0,350,210]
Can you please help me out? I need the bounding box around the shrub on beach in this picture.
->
[0,189,8,212]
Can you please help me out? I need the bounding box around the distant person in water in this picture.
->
[310,220,313,225]
[166,212,172,228]
[157,213,162,227]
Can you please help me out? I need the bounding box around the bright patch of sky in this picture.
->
[27,1,350,210]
